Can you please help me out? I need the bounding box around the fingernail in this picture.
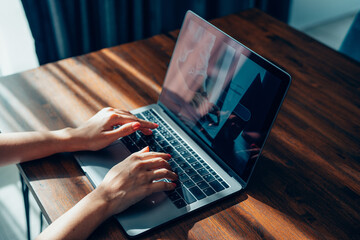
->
[167,154,172,159]
[154,123,159,128]
[171,183,177,188]
[132,122,141,130]
[250,143,256,148]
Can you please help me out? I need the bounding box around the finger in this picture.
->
[134,119,158,129]
[149,169,178,182]
[143,181,177,196]
[139,146,150,153]
[141,158,171,170]
[139,152,171,160]
[105,122,140,138]
[139,128,153,135]
[111,112,159,129]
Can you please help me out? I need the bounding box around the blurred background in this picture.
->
[0,0,359,239]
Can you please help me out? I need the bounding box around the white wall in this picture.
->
[289,0,360,30]
[0,0,39,76]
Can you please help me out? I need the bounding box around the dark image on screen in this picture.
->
[160,18,282,181]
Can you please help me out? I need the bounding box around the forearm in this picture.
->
[0,128,82,166]
[36,189,111,240]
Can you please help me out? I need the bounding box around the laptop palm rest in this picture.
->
[75,141,131,187]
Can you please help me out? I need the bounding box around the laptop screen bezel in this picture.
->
[158,10,291,187]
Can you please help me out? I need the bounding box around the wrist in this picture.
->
[90,186,116,219]
[52,127,84,152]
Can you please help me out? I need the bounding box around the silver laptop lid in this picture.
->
[158,11,291,186]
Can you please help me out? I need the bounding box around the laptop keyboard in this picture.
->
[121,109,229,209]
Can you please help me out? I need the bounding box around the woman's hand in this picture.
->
[94,146,178,217]
[37,147,177,240]
[70,107,158,151]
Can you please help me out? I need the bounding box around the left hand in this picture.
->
[70,107,158,151]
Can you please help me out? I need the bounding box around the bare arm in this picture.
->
[36,147,177,240]
[0,107,177,239]
[0,107,157,166]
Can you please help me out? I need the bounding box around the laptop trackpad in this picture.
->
[116,192,182,236]
[75,141,131,187]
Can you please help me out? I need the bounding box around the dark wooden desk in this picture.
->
[0,9,359,239]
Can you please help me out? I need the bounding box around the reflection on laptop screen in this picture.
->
[160,15,286,182]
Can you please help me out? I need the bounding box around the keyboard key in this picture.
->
[203,174,215,182]
[173,199,187,208]
[153,133,164,142]
[197,168,210,176]
[167,191,181,201]
[177,187,196,204]
[185,156,197,164]
[197,181,210,190]
[143,138,156,146]
[127,142,139,152]
[178,162,191,170]
[172,167,180,174]
[188,186,206,200]
[158,140,169,147]
[190,174,203,183]
[149,142,163,152]
[164,134,175,141]
[143,110,152,117]
[152,119,161,124]
[209,180,225,192]
[156,125,165,131]
[203,187,216,196]
[121,135,132,143]
[160,129,169,135]
[179,151,191,158]
[163,146,175,153]
[191,162,202,170]
[136,140,147,149]
[171,151,181,158]
[220,180,229,188]
[168,160,177,169]
[175,145,186,152]
[168,139,180,146]
[185,168,197,176]
[174,157,185,164]
[129,133,139,141]
[183,179,195,188]
[178,172,189,181]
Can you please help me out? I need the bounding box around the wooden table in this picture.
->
[0,8,359,239]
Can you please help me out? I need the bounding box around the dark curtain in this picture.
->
[21,0,291,65]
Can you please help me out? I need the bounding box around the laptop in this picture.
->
[75,10,291,237]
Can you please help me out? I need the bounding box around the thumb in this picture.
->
[107,122,141,138]
[139,146,150,153]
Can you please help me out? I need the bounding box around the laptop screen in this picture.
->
[159,11,290,183]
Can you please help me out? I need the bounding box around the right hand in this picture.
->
[94,146,178,217]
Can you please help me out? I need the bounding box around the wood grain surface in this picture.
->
[0,8,359,239]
